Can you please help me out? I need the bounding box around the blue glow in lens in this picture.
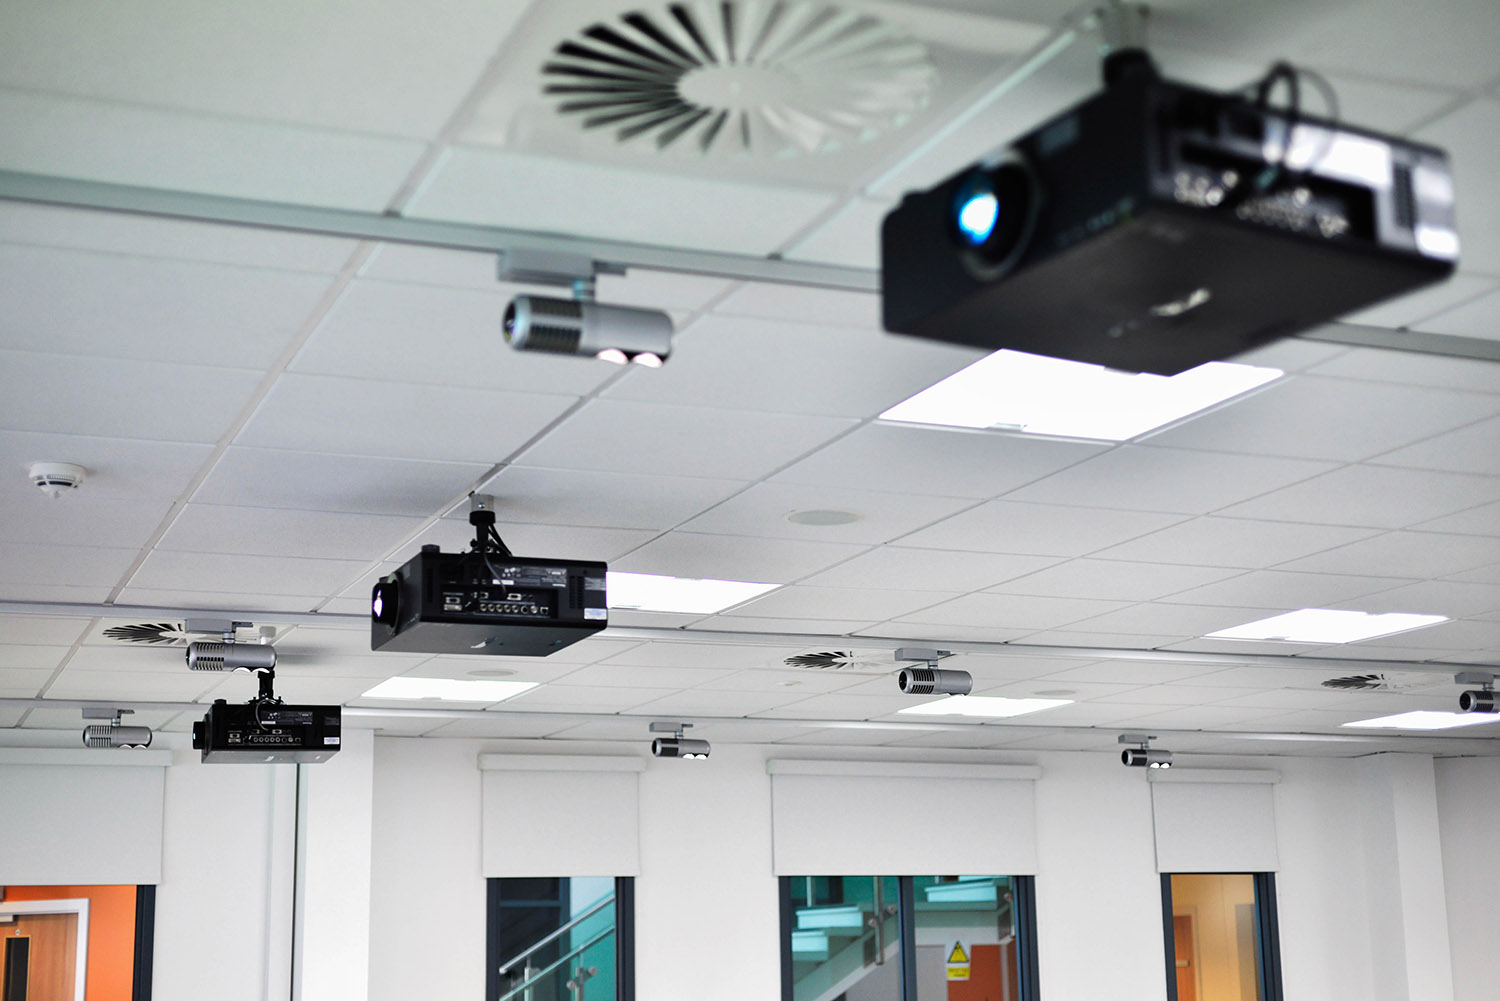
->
[956,191,1000,245]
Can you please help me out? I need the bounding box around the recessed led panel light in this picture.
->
[606,571,779,614]
[1342,711,1500,731]
[896,695,1073,718]
[1206,608,1448,644]
[361,677,538,702]
[879,350,1281,441]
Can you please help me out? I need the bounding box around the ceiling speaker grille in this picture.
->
[542,1,936,156]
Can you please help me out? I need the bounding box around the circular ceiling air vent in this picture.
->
[784,649,890,671]
[1321,672,1443,692]
[542,2,937,156]
[103,622,190,645]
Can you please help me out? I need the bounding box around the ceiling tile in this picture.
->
[127,550,369,596]
[799,546,1061,592]
[1408,288,1500,341]
[407,149,838,256]
[1414,500,1500,537]
[418,516,657,563]
[729,585,958,622]
[604,314,977,418]
[0,494,171,550]
[1306,343,1500,396]
[422,716,580,739]
[0,350,263,443]
[0,244,334,368]
[0,541,137,587]
[1337,274,1500,330]
[708,616,884,636]
[610,531,867,584]
[1351,618,1500,651]
[1144,376,1500,461]
[203,674,376,705]
[109,588,325,614]
[855,623,1033,644]
[290,279,617,395]
[1376,414,1500,474]
[1064,602,1285,638]
[20,707,183,731]
[692,670,867,695]
[1219,465,1500,528]
[0,645,69,671]
[1094,516,1380,568]
[782,197,891,269]
[894,593,1131,631]
[157,504,427,561]
[713,283,881,329]
[1339,579,1500,618]
[1036,660,1226,686]
[0,615,91,646]
[236,373,577,463]
[1115,705,1280,729]
[598,642,807,671]
[1001,445,1336,513]
[477,465,746,531]
[760,692,926,720]
[1162,569,1414,610]
[895,500,1186,556]
[0,431,213,501]
[1280,530,1500,579]
[773,423,1106,499]
[516,399,856,481]
[194,447,489,516]
[500,685,679,713]
[679,482,972,545]
[44,668,217,701]
[628,689,809,717]
[395,657,584,685]
[0,88,425,211]
[0,669,52,698]
[551,664,736,689]
[986,559,1239,602]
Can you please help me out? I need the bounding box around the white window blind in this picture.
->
[1150,769,1280,872]
[479,754,643,877]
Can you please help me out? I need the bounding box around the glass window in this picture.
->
[782,875,1037,1001]
[1162,873,1282,1001]
[487,876,632,1001]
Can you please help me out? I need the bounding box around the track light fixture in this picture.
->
[1120,733,1172,768]
[497,249,672,367]
[185,639,277,672]
[894,647,969,695]
[81,707,152,748]
[650,721,709,759]
[1456,671,1498,713]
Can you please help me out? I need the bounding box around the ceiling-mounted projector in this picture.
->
[881,51,1458,375]
[370,495,608,657]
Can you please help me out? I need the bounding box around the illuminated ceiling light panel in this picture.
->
[361,677,538,701]
[606,571,778,614]
[1206,608,1448,644]
[1342,711,1500,731]
[879,350,1281,441]
[897,695,1073,718]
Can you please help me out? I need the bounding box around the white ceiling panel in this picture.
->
[1064,602,1285,639]
[0,646,69,672]
[0,350,263,443]
[604,315,976,418]
[422,716,578,739]
[194,447,490,516]
[629,689,810,717]
[551,663,736,689]
[1341,275,1500,331]
[1144,376,1500,461]
[0,431,213,502]
[0,584,113,604]
[19,708,183,732]
[396,657,584,685]
[236,373,577,463]
[0,203,357,274]
[729,585,958,622]
[0,244,335,368]
[772,423,1106,499]
[759,692,930,721]
[515,399,856,481]
[708,616,886,636]
[782,197,892,269]
[475,466,745,531]
[1414,98,1500,272]
[0,495,171,551]
[111,588,326,614]
[0,89,425,211]
[0,541,137,588]
[418,516,658,563]
[713,283,881,329]
[1339,579,1500,619]
[0,615,91,646]
[692,670,867,695]
[895,593,1131,631]
[1003,446,1336,513]
[857,623,1033,644]
[1415,289,1500,341]
[156,504,428,561]
[798,546,1061,593]
[1352,618,1500,652]
[1162,569,1415,610]
[0,669,52,698]
[1376,415,1500,474]
[679,482,972,545]
[290,280,617,395]
[44,668,217,701]
[1306,345,1500,396]
[1035,660,1226,686]
[407,150,839,256]
[1094,516,1380,568]
[1115,705,1281,729]
[127,550,370,596]
[1220,465,1500,529]
[1228,337,1350,374]
[1281,530,1500,580]
[499,685,680,713]
[896,500,1187,556]
[987,559,1239,602]
[609,532,868,585]
[203,674,377,706]
[599,642,804,671]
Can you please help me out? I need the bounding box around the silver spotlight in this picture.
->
[1119,732,1172,768]
[898,666,972,696]
[649,721,709,759]
[1459,690,1498,713]
[185,640,277,672]
[504,295,672,367]
[81,707,152,748]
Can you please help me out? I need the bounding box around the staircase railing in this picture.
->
[496,892,615,1001]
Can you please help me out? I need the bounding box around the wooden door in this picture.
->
[1174,915,1198,1001]
[1,913,78,1001]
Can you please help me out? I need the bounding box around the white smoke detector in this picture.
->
[29,461,87,498]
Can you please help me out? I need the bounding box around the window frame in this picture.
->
[1160,872,1283,1001]
[485,875,635,1001]
[778,874,1040,1001]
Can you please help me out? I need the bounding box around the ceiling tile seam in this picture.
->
[0,81,436,146]
[28,614,101,724]
[0,236,352,278]
[1402,282,1500,332]
[104,242,379,602]
[1399,91,1498,138]
[0,344,267,376]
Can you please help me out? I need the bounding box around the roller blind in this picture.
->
[479,754,643,877]
[767,760,1041,875]
[0,749,169,884]
[1151,769,1280,872]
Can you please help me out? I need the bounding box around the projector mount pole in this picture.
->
[468,493,512,560]
[1097,2,1157,84]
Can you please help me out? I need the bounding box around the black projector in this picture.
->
[881,58,1458,375]
[370,544,608,656]
[192,700,341,764]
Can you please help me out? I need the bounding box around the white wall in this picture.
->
[1434,756,1500,1001]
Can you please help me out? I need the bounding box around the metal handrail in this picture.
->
[497,926,615,1001]
[496,893,614,977]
